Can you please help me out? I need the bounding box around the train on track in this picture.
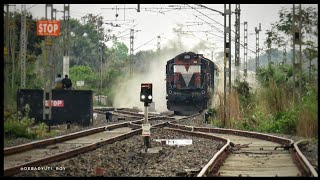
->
[166,52,218,115]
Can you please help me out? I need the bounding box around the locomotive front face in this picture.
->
[166,52,212,112]
[173,53,201,89]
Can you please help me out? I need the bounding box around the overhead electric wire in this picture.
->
[189,4,240,35]
[187,4,224,27]
[26,4,37,11]
[117,24,138,36]
[134,33,164,51]
[192,14,224,34]
[101,4,259,56]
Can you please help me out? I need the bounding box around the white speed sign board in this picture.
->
[76,81,84,87]
[142,123,151,136]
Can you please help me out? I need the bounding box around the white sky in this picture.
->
[10,4,318,59]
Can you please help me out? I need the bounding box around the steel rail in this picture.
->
[163,126,232,177]
[4,119,171,177]
[167,123,317,177]
[293,139,318,177]
[4,126,108,155]
[4,128,141,176]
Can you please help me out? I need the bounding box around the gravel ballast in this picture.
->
[16,127,224,177]
[6,111,318,176]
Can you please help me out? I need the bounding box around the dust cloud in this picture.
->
[111,29,259,112]
[112,52,174,112]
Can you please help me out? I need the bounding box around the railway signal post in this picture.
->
[140,83,153,152]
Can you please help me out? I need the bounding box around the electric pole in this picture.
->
[20,5,27,88]
[298,4,302,108]
[157,35,161,51]
[63,4,70,77]
[224,4,231,128]
[96,14,103,103]
[99,47,102,102]
[52,8,57,77]
[243,21,248,77]
[267,31,272,65]
[254,23,261,72]
[10,5,17,94]
[292,4,296,105]
[234,4,240,81]
[130,29,134,78]
[43,4,53,131]
[4,4,10,106]
[292,4,303,107]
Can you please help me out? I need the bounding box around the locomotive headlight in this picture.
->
[148,95,152,100]
[169,90,173,94]
[184,54,191,60]
[201,90,206,95]
[141,95,146,99]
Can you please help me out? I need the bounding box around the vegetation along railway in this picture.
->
[4,108,317,177]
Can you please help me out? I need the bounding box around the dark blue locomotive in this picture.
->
[166,52,218,115]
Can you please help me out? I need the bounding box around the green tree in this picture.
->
[5,11,45,107]
[263,6,318,93]
[69,65,96,88]
[265,6,318,57]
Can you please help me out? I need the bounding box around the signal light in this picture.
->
[140,83,152,104]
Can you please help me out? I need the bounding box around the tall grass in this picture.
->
[212,63,317,138]
[214,92,224,127]
[229,89,241,121]
[297,110,318,137]
[212,90,241,128]
[296,83,318,137]
[258,78,293,114]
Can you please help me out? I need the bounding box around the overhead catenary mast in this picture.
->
[234,4,240,81]
[63,4,70,77]
[20,5,27,88]
[254,23,261,72]
[43,4,54,131]
[157,35,161,51]
[243,21,248,77]
[292,4,303,107]
[224,4,231,128]
[130,29,134,77]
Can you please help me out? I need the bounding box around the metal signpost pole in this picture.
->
[140,83,152,153]
[144,102,149,152]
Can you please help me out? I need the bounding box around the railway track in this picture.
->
[4,122,139,176]
[4,109,176,177]
[167,123,318,177]
[4,110,316,177]
[93,108,172,121]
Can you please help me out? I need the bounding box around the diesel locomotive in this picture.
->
[166,52,218,115]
